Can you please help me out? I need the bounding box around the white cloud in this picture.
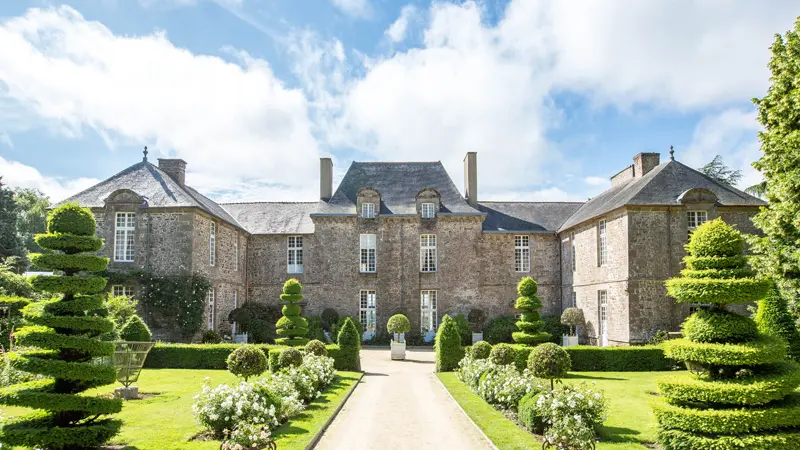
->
[0,6,320,200]
[0,156,99,201]
[330,0,371,19]
[483,187,585,202]
[0,132,12,147]
[584,176,609,187]
[385,5,417,43]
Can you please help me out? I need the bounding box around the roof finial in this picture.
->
[669,145,675,161]
[143,145,148,162]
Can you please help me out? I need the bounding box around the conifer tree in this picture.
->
[756,283,800,362]
[512,276,551,345]
[275,278,309,346]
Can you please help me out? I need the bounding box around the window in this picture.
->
[206,288,216,330]
[598,290,608,334]
[571,291,577,308]
[112,285,133,298]
[421,202,436,219]
[233,236,239,272]
[231,290,238,335]
[570,232,576,272]
[420,234,437,272]
[687,211,708,229]
[421,290,438,333]
[288,236,304,273]
[209,222,216,266]
[361,203,376,219]
[515,235,530,272]
[360,290,377,334]
[114,212,136,262]
[598,219,607,267]
[360,234,377,273]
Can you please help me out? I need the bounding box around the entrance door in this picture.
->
[599,290,608,347]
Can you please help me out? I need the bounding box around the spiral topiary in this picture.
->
[274,278,309,346]
[0,203,122,449]
[512,277,551,345]
[654,219,798,449]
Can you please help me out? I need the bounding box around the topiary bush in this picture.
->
[305,339,328,357]
[512,277,551,345]
[655,219,795,449]
[484,316,518,344]
[471,340,492,359]
[119,315,152,342]
[0,203,122,449]
[489,343,516,366]
[453,313,472,346]
[756,283,800,361]
[561,307,585,337]
[435,315,464,372]
[518,391,546,433]
[528,342,571,389]
[226,345,267,381]
[278,347,303,369]
[336,317,361,371]
[275,279,309,346]
[387,314,410,342]
[201,329,222,344]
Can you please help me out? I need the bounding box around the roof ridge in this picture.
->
[481,201,585,205]
[220,201,319,205]
[353,161,442,165]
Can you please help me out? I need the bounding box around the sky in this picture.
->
[0,0,797,204]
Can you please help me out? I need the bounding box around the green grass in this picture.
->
[438,370,690,450]
[1,369,361,450]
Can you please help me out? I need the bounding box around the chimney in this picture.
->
[464,152,478,207]
[158,158,187,185]
[633,152,660,178]
[320,157,333,201]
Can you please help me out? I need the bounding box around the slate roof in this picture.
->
[220,202,320,234]
[558,160,766,232]
[60,160,244,230]
[478,202,584,233]
[319,162,481,215]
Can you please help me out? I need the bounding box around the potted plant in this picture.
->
[468,308,486,344]
[387,314,410,360]
[560,307,585,347]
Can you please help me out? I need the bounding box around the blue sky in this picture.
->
[0,0,797,203]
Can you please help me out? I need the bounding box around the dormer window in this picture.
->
[421,202,436,219]
[362,202,376,219]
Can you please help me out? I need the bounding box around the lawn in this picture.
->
[438,370,689,450]
[1,369,361,450]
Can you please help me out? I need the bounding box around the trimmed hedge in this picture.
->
[665,277,771,305]
[565,346,675,372]
[142,343,349,370]
[662,336,786,367]
[29,275,108,295]
[684,255,748,271]
[34,233,103,254]
[518,391,544,433]
[657,428,800,450]
[653,394,800,434]
[14,326,114,357]
[0,380,122,415]
[29,253,108,273]
[682,309,759,343]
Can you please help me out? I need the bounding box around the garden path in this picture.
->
[314,348,493,450]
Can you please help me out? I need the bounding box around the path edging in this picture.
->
[434,373,500,450]
[306,372,365,450]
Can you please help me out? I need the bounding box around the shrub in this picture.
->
[484,316,518,344]
[561,307,585,336]
[268,348,283,372]
[227,345,268,381]
[686,219,744,258]
[528,342,571,389]
[453,313,472,346]
[0,265,33,298]
[566,346,674,371]
[457,354,495,390]
[512,277,551,345]
[278,347,303,369]
[387,314,411,340]
[221,423,275,450]
[468,308,486,332]
[119,315,152,342]
[471,340,492,359]
[193,379,285,437]
[518,391,546,433]
[270,354,336,404]
[476,363,544,410]
[648,329,670,345]
[106,293,137,329]
[537,382,608,450]
[249,319,273,344]
[756,283,800,361]
[306,315,327,343]
[682,309,758,343]
[144,343,274,369]
[435,315,465,372]
[336,317,361,371]
[542,314,569,344]
[201,329,223,344]
[305,339,328,357]
[490,343,516,366]
[333,315,363,341]
[321,308,339,332]
[275,279,309,346]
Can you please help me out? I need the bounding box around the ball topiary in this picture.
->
[278,347,303,368]
[0,203,122,449]
[275,278,309,346]
[490,343,516,365]
[686,219,745,258]
[119,315,152,342]
[226,345,267,381]
[471,340,492,359]
[387,314,411,341]
[435,315,464,372]
[305,339,328,357]
[561,307,585,336]
[512,276,551,345]
[528,342,571,389]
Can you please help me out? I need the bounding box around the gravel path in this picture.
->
[314,348,493,450]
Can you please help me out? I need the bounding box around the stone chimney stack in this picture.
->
[320,157,333,201]
[633,152,660,178]
[158,158,187,186]
[464,152,478,207]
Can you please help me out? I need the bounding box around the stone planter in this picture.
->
[472,332,483,344]
[391,341,406,360]
[562,335,579,347]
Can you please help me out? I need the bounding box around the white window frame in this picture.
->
[421,290,438,333]
[206,288,216,330]
[233,236,239,272]
[687,210,708,230]
[570,232,576,272]
[421,202,436,219]
[515,235,530,272]
[598,290,608,334]
[360,234,377,273]
[361,202,376,219]
[287,236,304,274]
[231,290,238,335]
[420,234,437,272]
[112,285,133,298]
[360,290,377,335]
[209,222,216,267]
[598,219,607,267]
[113,212,136,262]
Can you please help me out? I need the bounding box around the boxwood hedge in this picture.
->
[142,343,348,370]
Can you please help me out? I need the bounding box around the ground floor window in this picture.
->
[112,285,133,298]
[206,288,215,330]
[360,290,376,335]
[421,290,438,333]
[598,290,608,344]
[231,290,238,335]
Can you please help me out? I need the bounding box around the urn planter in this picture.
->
[391,340,406,360]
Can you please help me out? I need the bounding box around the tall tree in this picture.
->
[13,188,50,254]
[699,155,742,187]
[0,177,24,262]
[748,18,800,300]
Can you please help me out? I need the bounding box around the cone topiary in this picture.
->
[654,219,799,449]
[119,315,152,342]
[274,278,309,346]
[512,276,551,345]
[435,315,464,372]
[0,203,122,449]
[756,283,800,362]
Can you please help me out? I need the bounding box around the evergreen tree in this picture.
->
[749,18,800,301]
[699,155,742,187]
[512,276,551,345]
[274,278,309,346]
[0,177,24,262]
[14,188,50,254]
[756,283,800,362]
[0,203,121,449]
